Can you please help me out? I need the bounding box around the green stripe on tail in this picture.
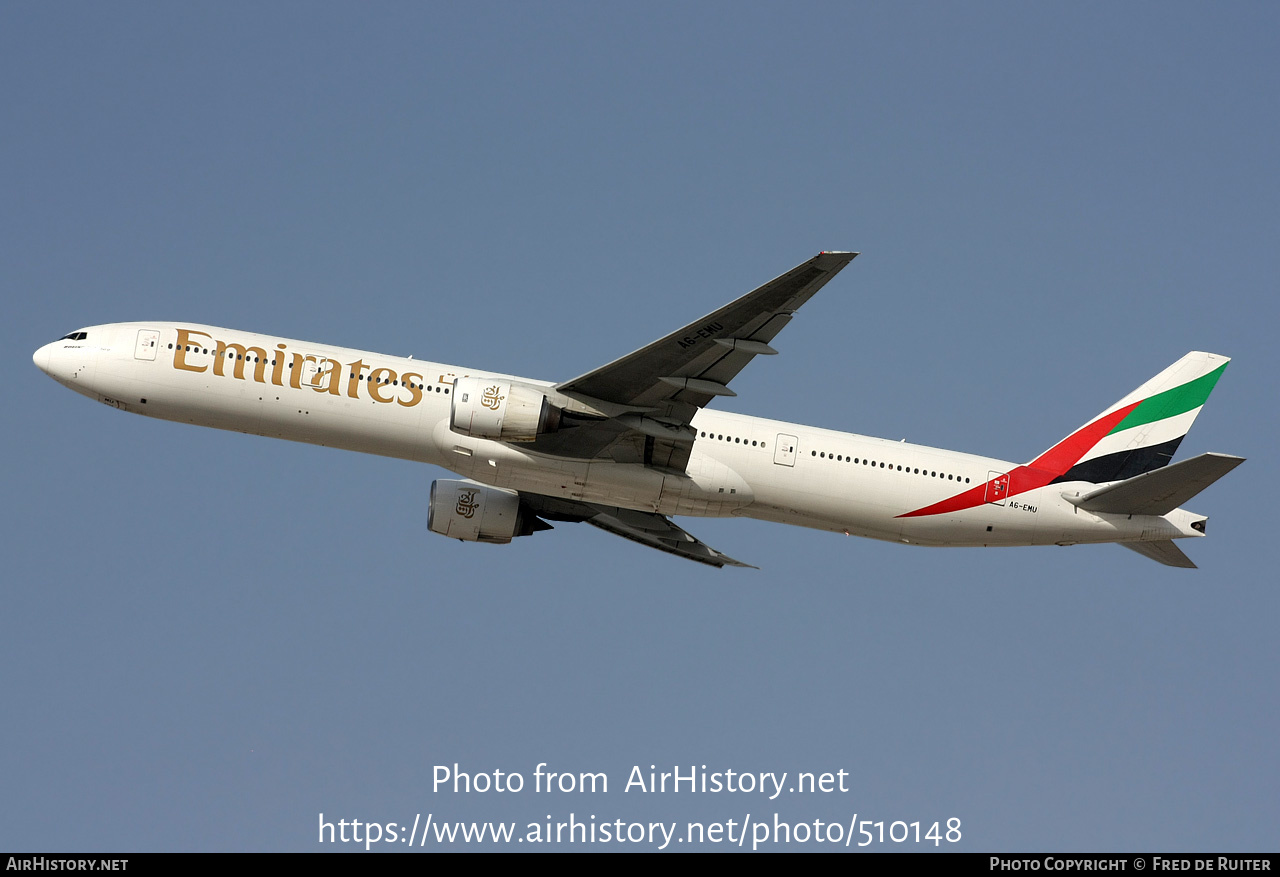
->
[1108,362,1228,435]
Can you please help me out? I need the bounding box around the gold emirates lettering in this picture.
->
[172,328,426,408]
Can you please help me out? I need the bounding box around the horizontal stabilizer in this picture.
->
[1074,453,1245,516]
[1120,540,1197,568]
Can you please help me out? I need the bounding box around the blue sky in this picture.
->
[4,2,1277,851]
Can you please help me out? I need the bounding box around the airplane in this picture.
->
[33,251,1243,569]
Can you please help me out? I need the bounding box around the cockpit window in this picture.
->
[59,332,88,341]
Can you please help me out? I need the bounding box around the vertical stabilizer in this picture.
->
[1031,352,1230,484]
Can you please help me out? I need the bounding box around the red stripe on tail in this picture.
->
[897,401,1140,518]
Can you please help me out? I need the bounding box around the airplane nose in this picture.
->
[33,343,52,376]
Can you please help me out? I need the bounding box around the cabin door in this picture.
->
[773,434,798,467]
[134,329,160,361]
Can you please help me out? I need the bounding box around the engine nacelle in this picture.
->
[450,377,562,442]
[428,480,548,544]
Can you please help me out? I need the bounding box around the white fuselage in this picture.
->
[34,323,1203,551]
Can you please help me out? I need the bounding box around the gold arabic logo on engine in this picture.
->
[481,385,505,410]
[456,490,480,519]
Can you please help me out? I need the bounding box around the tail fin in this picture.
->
[1028,352,1230,484]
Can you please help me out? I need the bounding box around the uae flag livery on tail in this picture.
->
[901,352,1230,519]
[1048,352,1228,484]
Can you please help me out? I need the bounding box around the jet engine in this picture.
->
[428,480,550,544]
[450,377,563,442]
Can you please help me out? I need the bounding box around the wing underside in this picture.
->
[528,251,858,471]
[557,251,858,412]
